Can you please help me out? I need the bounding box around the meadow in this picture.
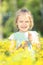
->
[0,37,43,65]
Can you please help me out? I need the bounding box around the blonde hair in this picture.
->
[15,8,34,30]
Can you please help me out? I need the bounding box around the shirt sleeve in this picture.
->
[31,31,40,44]
[8,33,15,40]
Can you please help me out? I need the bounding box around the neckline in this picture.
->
[19,31,29,33]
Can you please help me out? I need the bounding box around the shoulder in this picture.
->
[29,31,38,36]
[8,32,19,40]
[8,33,15,40]
[28,31,39,40]
[29,31,40,44]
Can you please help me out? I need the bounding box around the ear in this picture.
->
[16,22,18,25]
[16,22,18,28]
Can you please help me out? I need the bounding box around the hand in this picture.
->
[28,33,33,43]
[16,41,28,50]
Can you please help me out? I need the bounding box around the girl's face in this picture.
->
[16,13,30,32]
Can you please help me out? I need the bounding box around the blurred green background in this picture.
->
[0,0,43,39]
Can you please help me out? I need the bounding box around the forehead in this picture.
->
[18,12,30,21]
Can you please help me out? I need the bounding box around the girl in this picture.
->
[9,8,40,50]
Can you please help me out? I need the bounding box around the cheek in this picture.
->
[18,23,23,26]
[27,22,30,26]
[17,23,22,28]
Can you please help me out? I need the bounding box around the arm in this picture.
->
[28,31,41,49]
[8,33,16,52]
[8,33,15,40]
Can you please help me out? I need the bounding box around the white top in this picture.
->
[9,31,39,45]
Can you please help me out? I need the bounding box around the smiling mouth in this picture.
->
[21,27,27,28]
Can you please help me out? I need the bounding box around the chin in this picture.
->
[21,29,28,32]
[19,28,29,32]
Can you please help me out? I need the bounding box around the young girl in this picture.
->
[9,8,40,50]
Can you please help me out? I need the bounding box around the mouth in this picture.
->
[21,27,27,28]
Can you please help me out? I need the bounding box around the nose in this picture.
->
[23,21,26,24]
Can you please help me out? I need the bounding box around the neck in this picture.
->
[19,30,29,33]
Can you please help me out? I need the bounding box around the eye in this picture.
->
[19,21,23,23]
